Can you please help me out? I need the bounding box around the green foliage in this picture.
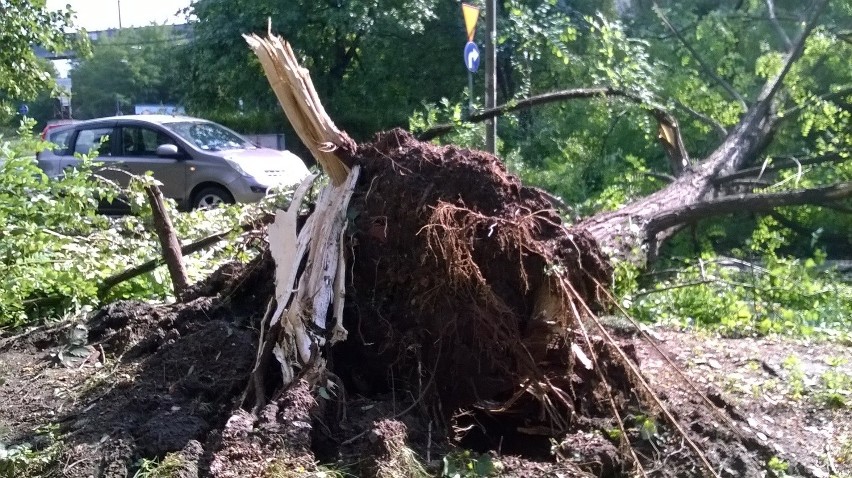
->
[186,0,462,139]
[409,98,486,150]
[781,355,805,400]
[0,0,87,121]
[442,450,501,478]
[817,359,852,409]
[133,453,185,478]
[0,424,62,478]
[766,456,789,477]
[0,122,266,329]
[265,461,349,478]
[623,219,852,339]
[70,26,188,119]
[1,121,113,325]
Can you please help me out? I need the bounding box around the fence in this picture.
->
[244,134,286,151]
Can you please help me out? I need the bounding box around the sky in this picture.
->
[47,0,193,31]
[46,0,193,77]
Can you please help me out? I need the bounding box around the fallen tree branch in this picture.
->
[97,214,272,299]
[648,181,852,235]
[417,87,666,140]
[145,184,189,300]
[713,151,849,184]
[417,87,691,174]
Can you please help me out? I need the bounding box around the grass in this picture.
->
[264,460,352,478]
[132,453,186,478]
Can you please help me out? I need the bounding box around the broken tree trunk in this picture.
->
[245,33,355,185]
[243,33,361,409]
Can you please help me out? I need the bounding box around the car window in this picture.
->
[74,128,113,157]
[121,126,174,156]
[162,121,254,152]
[49,129,73,155]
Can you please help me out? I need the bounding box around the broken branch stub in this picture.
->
[244,33,354,185]
[144,183,189,300]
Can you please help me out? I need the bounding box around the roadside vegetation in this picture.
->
[0,120,282,330]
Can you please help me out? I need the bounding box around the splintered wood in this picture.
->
[245,32,360,389]
[266,167,360,386]
[244,33,352,185]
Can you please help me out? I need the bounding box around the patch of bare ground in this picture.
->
[1,295,849,477]
[629,328,852,478]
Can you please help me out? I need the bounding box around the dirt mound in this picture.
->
[0,130,797,477]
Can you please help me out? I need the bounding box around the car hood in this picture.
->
[215,148,310,186]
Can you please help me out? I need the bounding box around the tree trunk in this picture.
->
[575,0,837,266]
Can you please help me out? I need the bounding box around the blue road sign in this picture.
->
[18,104,29,116]
[464,41,480,73]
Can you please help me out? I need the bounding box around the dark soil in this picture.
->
[0,130,843,477]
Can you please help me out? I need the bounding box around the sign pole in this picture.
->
[467,71,474,119]
[485,0,497,155]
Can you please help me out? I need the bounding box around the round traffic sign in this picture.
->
[463,41,480,73]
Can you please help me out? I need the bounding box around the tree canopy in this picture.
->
[0,0,83,121]
[69,26,187,118]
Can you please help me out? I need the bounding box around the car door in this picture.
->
[116,125,188,202]
[63,125,121,185]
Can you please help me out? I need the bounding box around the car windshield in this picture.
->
[162,121,254,152]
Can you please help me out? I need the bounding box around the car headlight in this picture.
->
[224,158,249,177]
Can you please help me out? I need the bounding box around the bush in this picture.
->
[0,121,267,329]
[623,250,852,340]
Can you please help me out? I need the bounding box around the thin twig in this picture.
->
[653,3,748,110]
[765,0,793,51]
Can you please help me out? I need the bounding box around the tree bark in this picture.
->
[145,184,189,300]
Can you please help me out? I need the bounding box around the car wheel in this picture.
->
[192,186,234,210]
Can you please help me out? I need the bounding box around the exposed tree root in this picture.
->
[237,32,766,476]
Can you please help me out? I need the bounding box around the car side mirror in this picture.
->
[156,144,180,157]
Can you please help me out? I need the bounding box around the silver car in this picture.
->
[37,115,310,209]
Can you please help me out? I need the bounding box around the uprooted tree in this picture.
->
[216,1,849,475]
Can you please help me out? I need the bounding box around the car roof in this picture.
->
[70,115,208,127]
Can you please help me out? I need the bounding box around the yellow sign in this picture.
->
[462,3,480,42]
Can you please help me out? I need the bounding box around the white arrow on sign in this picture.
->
[466,47,480,71]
